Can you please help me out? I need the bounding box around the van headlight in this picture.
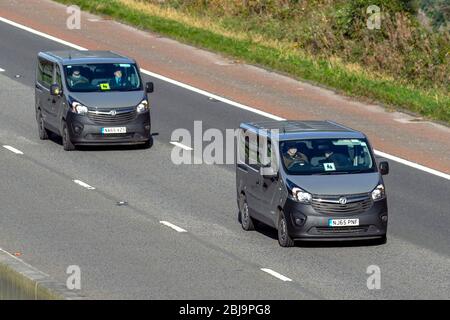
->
[371,184,385,201]
[71,101,88,115]
[290,187,312,204]
[136,100,149,113]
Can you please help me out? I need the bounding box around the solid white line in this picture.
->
[374,150,450,180]
[170,141,193,151]
[0,16,448,180]
[0,17,86,51]
[73,179,96,190]
[160,221,187,233]
[2,145,24,155]
[261,268,292,282]
[0,248,51,277]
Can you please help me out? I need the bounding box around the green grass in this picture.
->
[55,0,450,123]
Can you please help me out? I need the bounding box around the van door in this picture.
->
[36,58,57,131]
[240,131,265,221]
[257,138,280,227]
[52,64,65,133]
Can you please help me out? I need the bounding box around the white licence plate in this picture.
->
[101,127,126,134]
[328,218,359,227]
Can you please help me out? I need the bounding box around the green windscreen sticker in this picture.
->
[100,83,110,90]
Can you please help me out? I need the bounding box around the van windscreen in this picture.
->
[280,138,376,175]
[63,63,142,92]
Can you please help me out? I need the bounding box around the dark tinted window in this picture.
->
[63,63,142,92]
[280,138,376,175]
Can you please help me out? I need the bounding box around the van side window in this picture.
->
[258,138,271,167]
[37,58,53,88]
[55,65,62,87]
[245,131,259,169]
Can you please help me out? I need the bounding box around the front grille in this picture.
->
[311,193,373,215]
[88,108,137,124]
[315,226,369,234]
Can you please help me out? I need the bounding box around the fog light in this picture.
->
[73,124,83,135]
[380,214,388,223]
[294,214,307,226]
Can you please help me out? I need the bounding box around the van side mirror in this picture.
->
[146,82,154,93]
[379,161,389,175]
[50,83,61,96]
[260,166,278,178]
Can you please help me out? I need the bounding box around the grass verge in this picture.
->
[55,0,449,123]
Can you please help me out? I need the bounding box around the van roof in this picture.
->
[39,50,135,65]
[240,120,366,140]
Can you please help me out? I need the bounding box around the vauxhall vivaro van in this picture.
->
[35,51,154,150]
[236,120,389,247]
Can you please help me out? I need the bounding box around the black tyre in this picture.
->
[62,121,75,151]
[37,110,49,140]
[278,212,295,247]
[240,195,255,231]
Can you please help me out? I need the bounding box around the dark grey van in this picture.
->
[236,120,389,247]
[35,50,154,150]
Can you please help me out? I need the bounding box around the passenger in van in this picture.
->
[319,144,351,167]
[283,145,309,168]
[111,69,126,87]
[68,69,89,86]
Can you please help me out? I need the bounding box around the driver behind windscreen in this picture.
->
[284,144,309,168]
[68,68,88,86]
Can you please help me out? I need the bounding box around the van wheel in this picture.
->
[278,212,295,247]
[240,196,255,231]
[37,110,49,140]
[62,121,75,151]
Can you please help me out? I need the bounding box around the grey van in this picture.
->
[35,51,154,150]
[236,120,389,247]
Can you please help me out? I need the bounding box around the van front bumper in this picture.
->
[283,197,388,241]
[66,111,151,146]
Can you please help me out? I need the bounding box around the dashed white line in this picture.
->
[170,141,193,151]
[160,221,187,233]
[73,179,96,190]
[2,145,24,155]
[0,68,5,72]
[261,268,292,282]
[0,16,448,180]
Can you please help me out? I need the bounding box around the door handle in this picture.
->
[256,180,260,185]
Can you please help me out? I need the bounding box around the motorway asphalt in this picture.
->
[0,20,449,299]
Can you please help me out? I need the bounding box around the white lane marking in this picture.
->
[0,16,448,180]
[73,179,96,190]
[0,68,5,72]
[374,150,450,180]
[261,268,292,282]
[160,221,187,233]
[2,145,24,154]
[0,17,86,51]
[0,248,51,277]
[170,141,193,151]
